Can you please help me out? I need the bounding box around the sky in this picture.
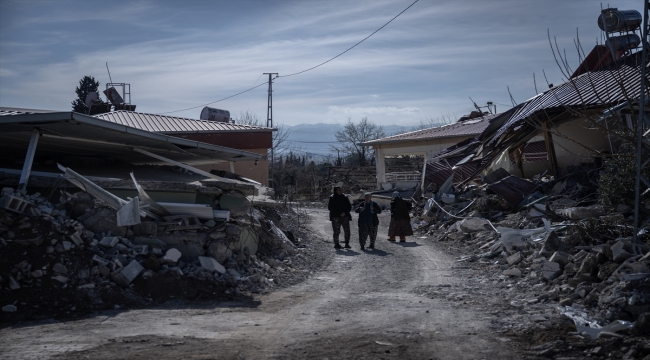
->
[0,0,646,128]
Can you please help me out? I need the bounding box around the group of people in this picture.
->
[327,187,413,251]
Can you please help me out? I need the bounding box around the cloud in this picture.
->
[328,106,420,116]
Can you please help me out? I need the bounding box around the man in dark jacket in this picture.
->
[354,192,382,250]
[328,186,352,249]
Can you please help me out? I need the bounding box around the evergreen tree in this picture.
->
[71,76,102,113]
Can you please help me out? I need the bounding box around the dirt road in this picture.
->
[0,209,521,359]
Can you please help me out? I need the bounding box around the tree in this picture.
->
[333,117,385,166]
[235,110,291,156]
[72,76,102,113]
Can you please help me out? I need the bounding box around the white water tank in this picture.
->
[200,107,231,122]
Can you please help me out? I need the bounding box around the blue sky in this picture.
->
[0,0,645,127]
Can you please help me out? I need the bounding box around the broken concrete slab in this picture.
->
[52,263,67,274]
[458,218,490,233]
[503,268,522,278]
[132,221,157,236]
[549,251,572,267]
[163,248,182,264]
[198,256,226,274]
[2,304,17,312]
[111,260,144,287]
[116,196,141,227]
[611,240,650,263]
[539,231,569,258]
[506,252,522,266]
[78,208,127,237]
[99,236,120,248]
[541,261,561,280]
[0,193,33,214]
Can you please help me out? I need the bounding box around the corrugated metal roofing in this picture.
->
[0,107,57,116]
[491,53,649,143]
[363,113,496,145]
[93,111,273,134]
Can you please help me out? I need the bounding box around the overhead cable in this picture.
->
[279,0,420,78]
[156,0,419,115]
[158,82,268,115]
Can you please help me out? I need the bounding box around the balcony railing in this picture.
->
[384,171,421,182]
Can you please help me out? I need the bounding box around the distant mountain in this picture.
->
[282,123,415,158]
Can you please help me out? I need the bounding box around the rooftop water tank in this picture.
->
[598,8,642,32]
[200,107,231,123]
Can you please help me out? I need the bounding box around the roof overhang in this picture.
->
[361,133,480,147]
[0,111,263,165]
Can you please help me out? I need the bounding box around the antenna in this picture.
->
[106,62,113,83]
[469,97,482,113]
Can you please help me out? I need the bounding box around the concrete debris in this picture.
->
[198,256,226,274]
[0,171,303,318]
[410,164,650,350]
[2,304,17,312]
[163,248,182,264]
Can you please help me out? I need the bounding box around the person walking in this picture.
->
[328,186,352,249]
[355,192,382,250]
[388,191,413,242]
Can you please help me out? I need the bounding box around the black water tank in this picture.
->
[598,8,642,32]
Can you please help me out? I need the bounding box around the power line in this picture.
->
[157,82,268,115]
[155,0,419,115]
[280,0,419,78]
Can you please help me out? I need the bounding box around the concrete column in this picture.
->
[229,161,235,173]
[18,129,40,190]
[374,147,386,189]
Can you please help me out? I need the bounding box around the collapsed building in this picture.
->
[0,107,306,320]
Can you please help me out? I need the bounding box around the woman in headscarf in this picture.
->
[327,186,352,249]
[388,191,413,242]
[354,192,382,250]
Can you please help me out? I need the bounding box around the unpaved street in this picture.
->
[0,209,520,359]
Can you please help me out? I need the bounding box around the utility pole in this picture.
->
[264,73,278,189]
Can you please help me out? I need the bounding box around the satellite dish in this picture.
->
[85,92,99,108]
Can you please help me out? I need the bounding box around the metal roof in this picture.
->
[94,110,273,134]
[363,113,496,146]
[490,53,649,143]
[0,111,263,165]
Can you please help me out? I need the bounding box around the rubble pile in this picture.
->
[412,166,650,357]
[0,184,316,322]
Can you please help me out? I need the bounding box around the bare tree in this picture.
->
[333,117,385,166]
[235,110,291,156]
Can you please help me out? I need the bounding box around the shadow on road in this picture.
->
[335,249,362,256]
[364,249,391,256]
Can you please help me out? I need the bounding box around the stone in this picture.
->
[506,252,522,266]
[78,208,127,237]
[209,231,227,240]
[226,224,242,236]
[611,240,650,263]
[539,231,568,257]
[52,263,68,274]
[578,254,600,276]
[204,220,216,228]
[2,304,17,312]
[458,218,490,233]
[9,276,20,290]
[227,268,242,281]
[503,268,522,278]
[78,269,89,279]
[541,261,561,280]
[46,246,54,254]
[207,241,232,263]
[30,270,43,278]
[62,241,72,251]
[549,251,572,267]
[69,231,83,246]
[98,264,110,277]
[111,260,144,287]
[633,312,650,335]
[132,221,157,236]
[52,275,68,284]
[198,256,226,274]
[598,262,620,281]
[99,236,120,248]
[163,248,182,264]
[92,254,109,265]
